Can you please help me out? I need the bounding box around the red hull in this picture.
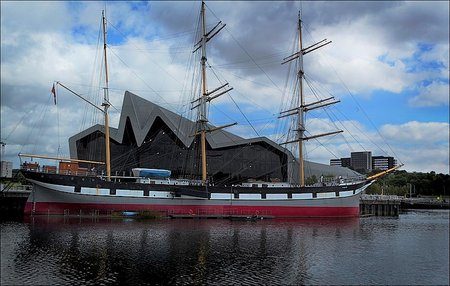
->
[25,202,360,218]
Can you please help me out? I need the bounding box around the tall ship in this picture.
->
[20,3,399,218]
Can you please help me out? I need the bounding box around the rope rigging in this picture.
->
[206,63,261,137]
[28,95,53,156]
[303,75,361,153]
[302,21,403,164]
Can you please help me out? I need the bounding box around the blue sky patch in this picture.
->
[403,43,446,73]
[377,54,395,67]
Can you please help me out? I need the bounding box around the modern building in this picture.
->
[351,151,372,173]
[341,157,351,168]
[69,91,360,185]
[330,152,396,174]
[330,159,341,166]
[372,156,396,170]
[0,161,13,178]
[330,157,351,168]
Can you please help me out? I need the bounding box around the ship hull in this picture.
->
[23,173,370,218]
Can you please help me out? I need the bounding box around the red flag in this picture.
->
[51,83,56,105]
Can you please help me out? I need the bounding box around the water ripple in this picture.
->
[1,211,449,285]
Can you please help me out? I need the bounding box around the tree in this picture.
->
[366,171,450,196]
[305,175,317,186]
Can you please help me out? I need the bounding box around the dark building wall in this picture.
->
[207,142,287,184]
[351,151,372,173]
[372,156,395,170]
[329,157,351,168]
[341,157,351,167]
[75,117,287,184]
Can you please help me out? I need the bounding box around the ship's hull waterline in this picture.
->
[23,173,371,218]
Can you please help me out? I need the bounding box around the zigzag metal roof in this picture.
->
[69,91,291,153]
[69,91,361,180]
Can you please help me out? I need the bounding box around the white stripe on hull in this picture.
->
[27,179,372,208]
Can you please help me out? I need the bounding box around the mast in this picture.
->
[102,10,111,181]
[200,1,208,184]
[297,12,305,186]
[28,12,113,178]
[0,141,5,161]
[279,12,338,187]
[192,1,235,185]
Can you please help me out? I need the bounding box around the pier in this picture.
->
[360,194,401,216]
[401,197,449,209]
[0,184,31,217]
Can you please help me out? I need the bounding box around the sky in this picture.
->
[1,1,449,174]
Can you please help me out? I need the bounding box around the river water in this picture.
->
[1,210,449,285]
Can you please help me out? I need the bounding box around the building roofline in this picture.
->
[70,91,294,157]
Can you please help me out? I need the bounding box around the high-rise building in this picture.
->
[372,156,396,170]
[330,157,351,168]
[351,151,372,173]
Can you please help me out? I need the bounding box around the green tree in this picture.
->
[366,170,449,197]
[305,175,317,186]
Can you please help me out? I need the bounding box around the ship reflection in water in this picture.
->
[2,211,449,285]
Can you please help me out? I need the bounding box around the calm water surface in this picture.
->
[1,210,449,285]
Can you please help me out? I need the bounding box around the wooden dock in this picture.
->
[360,194,401,216]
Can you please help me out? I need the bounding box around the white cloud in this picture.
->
[380,121,449,143]
[0,1,71,34]
[409,81,449,107]
[305,17,436,97]
[393,145,449,174]
[379,121,449,173]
